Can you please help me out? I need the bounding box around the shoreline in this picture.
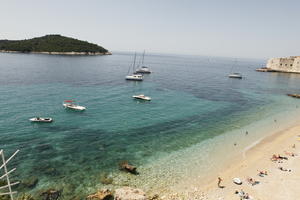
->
[0,50,112,55]
[106,104,300,199]
[163,118,300,199]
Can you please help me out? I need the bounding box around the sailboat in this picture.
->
[135,51,151,74]
[228,59,242,79]
[126,53,143,81]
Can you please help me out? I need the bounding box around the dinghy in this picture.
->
[132,94,151,101]
[63,100,86,111]
[29,117,53,123]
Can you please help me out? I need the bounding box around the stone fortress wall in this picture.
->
[266,56,300,73]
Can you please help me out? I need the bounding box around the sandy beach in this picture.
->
[164,122,300,200]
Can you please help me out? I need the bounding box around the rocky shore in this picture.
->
[0,50,112,55]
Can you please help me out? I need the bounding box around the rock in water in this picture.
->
[115,187,147,200]
[17,193,35,200]
[21,176,39,188]
[100,173,113,185]
[118,161,138,174]
[87,189,113,200]
[40,189,62,200]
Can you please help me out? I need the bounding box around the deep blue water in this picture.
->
[1,52,300,198]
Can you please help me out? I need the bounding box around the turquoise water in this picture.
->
[1,52,300,198]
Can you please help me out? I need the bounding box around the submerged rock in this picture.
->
[17,193,35,200]
[87,189,113,200]
[100,173,113,185]
[118,161,138,175]
[115,187,146,200]
[21,177,39,189]
[40,189,62,200]
[44,167,59,176]
[35,143,53,151]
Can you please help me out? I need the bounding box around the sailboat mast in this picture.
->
[230,58,237,73]
[142,50,145,65]
[132,52,137,71]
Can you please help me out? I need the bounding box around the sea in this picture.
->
[1,52,300,199]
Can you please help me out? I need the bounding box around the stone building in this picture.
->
[266,56,300,73]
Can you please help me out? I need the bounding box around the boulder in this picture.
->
[115,187,147,200]
[17,193,35,200]
[100,173,113,185]
[21,176,39,188]
[40,189,62,200]
[118,161,138,175]
[87,189,113,200]
[148,194,160,200]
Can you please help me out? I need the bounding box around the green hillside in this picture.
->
[0,35,108,54]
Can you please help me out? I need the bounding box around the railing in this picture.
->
[0,150,20,200]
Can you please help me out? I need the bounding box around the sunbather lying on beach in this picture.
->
[271,154,288,162]
[278,166,291,172]
[235,189,254,200]
[257,170,268,177]
[246,177,259,186]
[278,154,288,160]
[284,151,297,157]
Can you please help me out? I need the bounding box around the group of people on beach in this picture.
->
[217,142,298,200]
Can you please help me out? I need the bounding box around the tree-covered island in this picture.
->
[0,35,111,55]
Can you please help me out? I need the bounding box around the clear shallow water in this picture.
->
[1,52,300,198]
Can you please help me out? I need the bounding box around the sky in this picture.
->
[0,0,299,59]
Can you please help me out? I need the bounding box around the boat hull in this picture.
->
[29,118,53,123]
[135,70,151,74]
[228,75,242,79]
[63,103,86,111]
[132,95,151,101]
[125,76,143,81]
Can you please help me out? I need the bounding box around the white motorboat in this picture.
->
[63,100,86,111]
[126,74,143,81]
[132,94,151,101]
[29,117,53,123]
[228,73,242,79]
[135,66,151,74]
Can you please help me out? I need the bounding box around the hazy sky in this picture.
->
[0,0,299,58]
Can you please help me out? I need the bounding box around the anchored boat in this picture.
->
[126,74,143,81]
[228,73,242,79]
[29,117,53,123]
[132,94,151,101]
[135,66,151,74]
[228,59,243,79]
[125,53,143,81]
[135,51,151,74]
[63,100,86,111]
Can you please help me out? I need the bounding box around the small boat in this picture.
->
[63,100,86,111]
[228,73,242,79]
[29,117,53,123]
[126,74,143,81]
[132,94,151,101]
[135,66,151,74]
